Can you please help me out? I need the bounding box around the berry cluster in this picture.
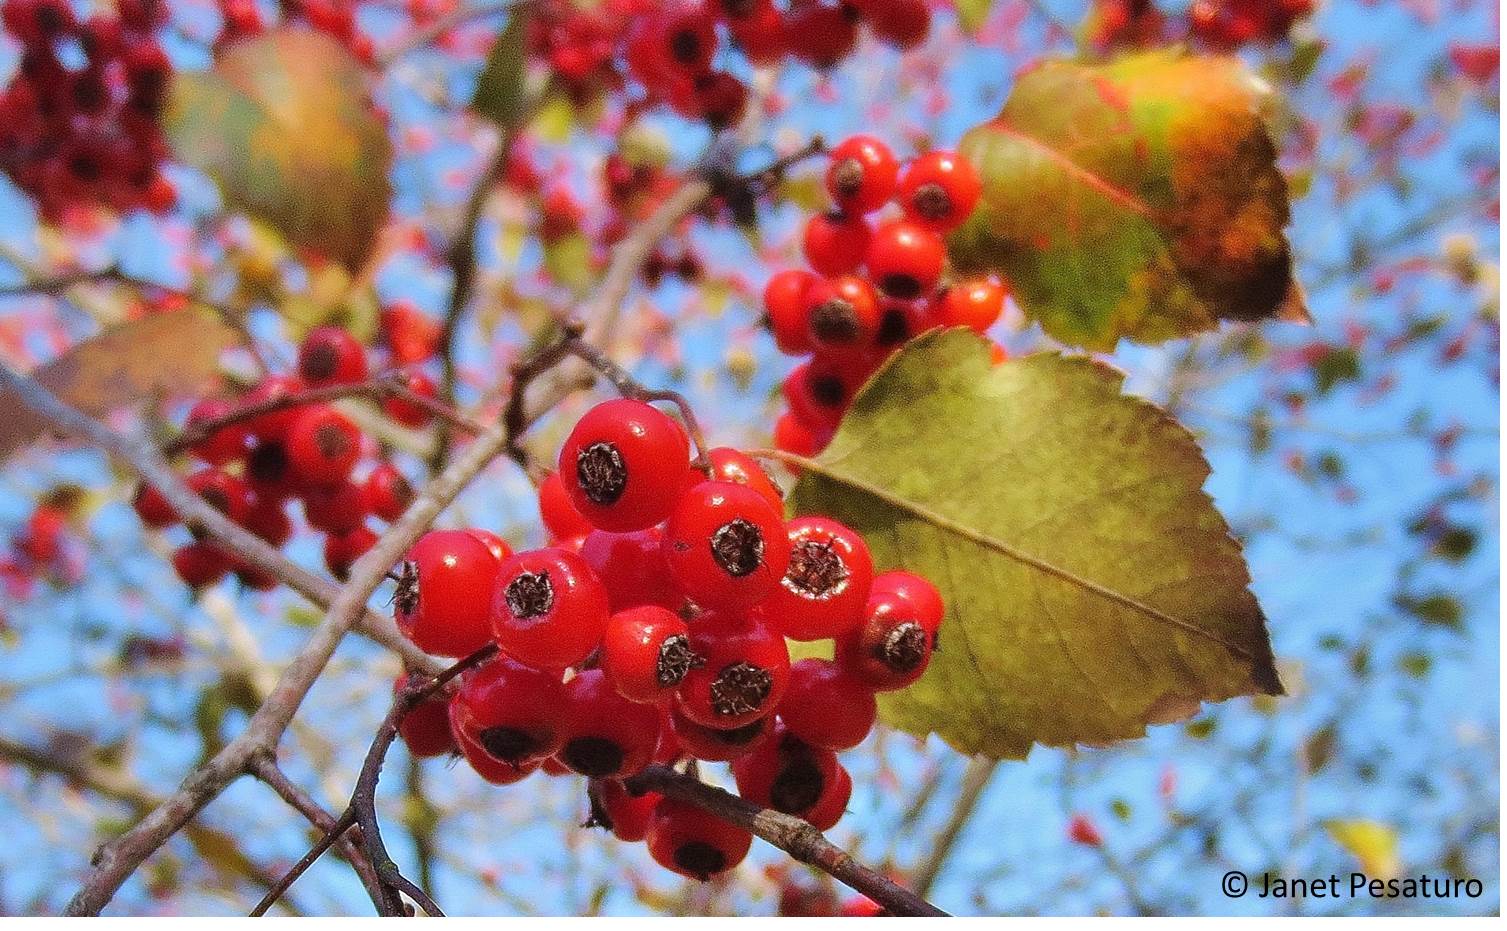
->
[1188,0,1314,48]
[763,135,1006,456]
[211,0,377,64]
[131,325,438,588]
[0,0,175,218]
[391,396,945,881]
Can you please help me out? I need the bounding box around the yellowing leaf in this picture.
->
[949,51,1308,350]
[0,312,238,460]
[1325,820,1401,880]
[955,0,995,33]
[472,13,532,129]
[787,330,1281,759]
[164,29,393,272]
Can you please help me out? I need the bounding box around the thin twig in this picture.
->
[909,757,999,898]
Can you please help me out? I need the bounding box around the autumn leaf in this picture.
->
[1325,820,1401,880]
[786,329,1281,759]
[949,50,1308,350]
[0,312,238,461]
[472,13,533,129]
[163,29,393,272]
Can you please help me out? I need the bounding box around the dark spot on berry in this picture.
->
[878,274,923,300]
[708,718,767,747]
[576,441,628,505]
[807,373,847,409]
[478,726,542,766]
[669,28,704,65]
[656,634,703,688]
[783,539,850,599]
[769,754,826,814]
[910,181,954,222]
[830,157,864,200]
[313,422,352,462]
[247,441,289,484]
[810,297,860,344]
[301,340,338,381]
[709,518,765,578]
[562,736,624,777]
[876,307,913,346]
[504,570,554,619]
[674,841,727,880]
[709,661,773,718]
[393,560,419,616]
[719,0,757,17]
[875,621,928,673]
[68,152,102,183]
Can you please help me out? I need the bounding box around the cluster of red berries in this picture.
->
[763,135,1006,456]
[131,326,438,588]
[0,0,175,218]
[211,0,377,64]
[529,0,931,128]
[1188,0,1314,48]
[390,396,945,881]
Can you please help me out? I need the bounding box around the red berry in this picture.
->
[490,547,610,670]
[558,668,663,778]
[773,411,831,460]
[448,701,542,786]
[675,610,791,728]
[581,527,680,613]
[646,797,753,880]
[246,440,300,502]
[450,655,568,766]
[664,480,791,610]
[763,516,873,640]
[763,268,818,355]
[825,135,899,215]
[871,569,944,637]
[184,398,250,465]
[835,587,936,690]
[779,658,877,750]
[242,374,308,440]
[538,470,594,541]
[382,370,437,428]
[804,274,881,353]
[324,526,377,581]
[899,150,981,232]
[601,605,698,703]
[934,278,1005,332]
[786,2,858,68]
[187,468,254,525]
[395,529,501,657]
[174,541,229,588]
[297,325,368,387]
[627,4,717,86]
[395,675,458,758]
[592,778,660,843]
[732,724,845,824]
[692,70,747,128]
[559,399,690,532]
[867,219,946,299]
[703,447,783,512]
[803,211,871,277]
[465,528,514,564]
[133,482,177,528]
[725,0,787,64]
[285,406,362,487]
[862,0,930,49]
[804,759,852,831]
[782,360,849,433]
[302,480,368,535]
[363,462,414,522]
[244,501,293,547]
[668,706,773,761]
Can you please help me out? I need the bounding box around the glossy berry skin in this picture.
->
[804,760,852,831]
[646,797,753,881]
[297,325,368,387]
[581,528,679,613]
[559,399,690,533]
[187,468,254,525]
[592,779,660,843]
[363,462,414,522]
[173,542,229,588]
[675,610,791,729]
[866,220,946,299]
[242,374,308,440]
[934,278,1006,333]
[490,547,610,670]
[763,517,874,640]
[449,705,541,786]
[450,656,567,766]
[381,370,437,428]
[302,480,367,535]
[836,587,935,691]
[133,483,177,528]
[871,569,945,638]
[395,529,501,657]
[779,658,877,750]
[664,481,791,611]
[669,706,772,762]
[395,675,458,758]
[825,135,899,215]
[763,268,818,355]
[732,725,843,823]
[803,211,871,277]
[324,526,378,582]
[538,471,595,541]
[558,669,663,778]
[285,406,362,487]
[184,398,250,465]
[805,274,881,352]
[465,528,514,564]
[703,447,783,512]
[898,150,982,232]
[601,605,696,703]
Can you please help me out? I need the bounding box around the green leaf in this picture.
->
[787,330,1281,759]
[164,29,393,272]
[472,13,532,129]
[955,0,995,33]
[949,50,1308,350]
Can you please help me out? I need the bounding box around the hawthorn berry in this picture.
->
[450,656,568,767]
[805,274,882,352]
[763,268,818,355]
[559,399,690,533]
[285,406,362,487]
[490,547,610,670]
[395,675,458,758]
[184,399,250,465]
[934,278,1006,333]
[664,480,791,610]
[786,2,859,68]
[132,482,177,529]
[871,569,944,638]
[779,658,878,750]
[449,708,542,786]
[668,706,773,762]
[773,412,831,460]
[600,605,699,703]
[301,480,368,535]
[558,668,663,778]
[898,149,982,232]
[244,501,293,548]
[675,610,791,729]
[382,370,438,428]
[763,516,874,640]
[646,797,753,880]
[703,447,784,512]
[590,778,660,843]
[803,759,852,831]
[173,542,229,588]
[581,528,680,613]
[538,470,595,541]
[297,325,368,387]
[363,463,414,522]
[395,529,501,657]
[803,211,871,277]
[186,468,254,526]
[732,724,844,823]
[861,0,930,49]
[724,0,787,64]
[243,374,308,440]
[835,587,936,690]
[826,135,899,215]
[324,526,377,582]
[866,219,946,299]
[466,528,514,564]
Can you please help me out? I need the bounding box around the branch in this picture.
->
[625,766,948,917]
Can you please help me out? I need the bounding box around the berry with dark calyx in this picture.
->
[764,516,874,640]
[786,1,859,68]
[285,406,362,487]
[363,462,414,522]
[538,470,595,541]
[626,3,718,85]
[805,274,881,351]
[560,399,690,533]
[664,480,792,610]
[732,723,843,822]
[381,370,438,428]
[875,294,932,347]
[558,668,663,778]
[450,655,567,767]
[297,325,368,387]
[242,374,308,440]
[186,468,254,526]
[133,482,177,528]
[934,278,1006,333]
[723,0,787,65]
[898,149,982,232]
[395,674,458,758]
[245,440,299,502]
[590,778,661,843]
[395,529,501,657]
[803,211,871,277]
[803,759,852,831]
[866,219,945,299]
[244,501,293,548]
[184,398,250,465]
[601,605,699,703]
[703,447,783,512]
[646,797,753,881]
[783,360,850,431]
[836,587,935,690]
[466,528,514,564]
[324,525,377,582]
[675,610,791,728]
[173,541,229,589]
[302,480,368,535]
[825,135,899,215]
[490,547,610,670]
[779,658,877,750]
[581,528,680,613]
[693,70,747,128]
[871,569,944,640]
[669,706,772,761]
[449,704,542,786]
[763,268,818,355]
